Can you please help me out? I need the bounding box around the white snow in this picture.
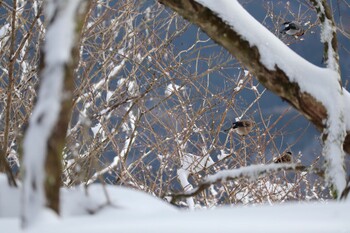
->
[343,90,350,130]
[165,83,182,97]
[109,61,125,78]
[243,69,249,76]
[177,168,195,209]
[106,90,114,102]
[45,0,81,65]
[0,175,20,217]
[234,79,244,92]
[1,174,349,232]
[181,152,214,173]
[91,123,102,138]
[127,79,140,97]
[206,163,295,183]
[0,23,10,48]
[314,0,339,73]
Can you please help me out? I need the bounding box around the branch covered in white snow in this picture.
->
[169,163,304,203]
[158,0,349,196]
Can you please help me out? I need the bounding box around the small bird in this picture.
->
[273,151,292,163]
[224,120,255,136]
[280,21,304,37]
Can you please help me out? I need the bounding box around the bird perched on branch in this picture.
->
[224,120,255,136]
[280,21,304,37]
[273,151,292,163]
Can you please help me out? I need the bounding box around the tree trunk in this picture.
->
[43,1,91,214]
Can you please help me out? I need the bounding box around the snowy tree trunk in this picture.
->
[310,0,346,197]
[21,0,90,227]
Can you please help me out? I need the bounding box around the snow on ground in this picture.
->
[0,175,349,233]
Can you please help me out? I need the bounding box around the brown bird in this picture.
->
[224,120,255,136]
[273,151,292,163]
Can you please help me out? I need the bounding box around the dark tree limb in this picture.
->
[158,0,350,154]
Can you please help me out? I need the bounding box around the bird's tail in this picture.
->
[223,128,231,132]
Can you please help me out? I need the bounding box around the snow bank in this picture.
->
[0,177,349,233]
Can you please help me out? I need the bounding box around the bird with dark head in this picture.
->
[273,151,292,163]
[280,21,304,37]
[224,120,255,136]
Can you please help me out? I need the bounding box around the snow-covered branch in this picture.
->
[158,0,349,196]
[157,0,350,147]
[170,163,302,203]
